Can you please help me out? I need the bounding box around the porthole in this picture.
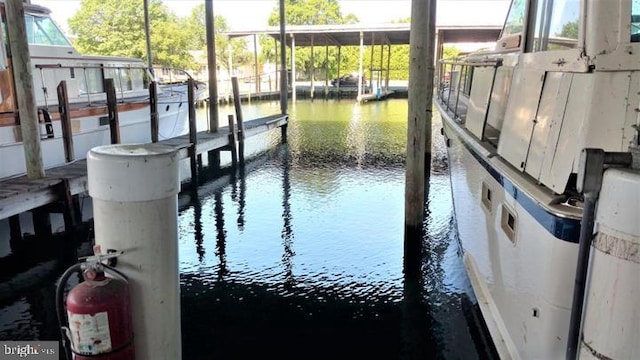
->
[501,204,517,244]
[481,183,492,211]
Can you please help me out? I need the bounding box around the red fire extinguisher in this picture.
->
[57,250,135,360]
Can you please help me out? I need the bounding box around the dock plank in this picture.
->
[0,113,288,220]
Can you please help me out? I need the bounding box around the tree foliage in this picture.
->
[180,4,251,72]
[264,0,359,79]
[68,0,250,72]
[69,0,196,69]
[263,1,414,81]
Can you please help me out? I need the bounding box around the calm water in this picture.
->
[0,99,496,359]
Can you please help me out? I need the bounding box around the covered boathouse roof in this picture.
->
[224,23,503,47]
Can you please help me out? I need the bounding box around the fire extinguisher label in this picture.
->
[67,311,113,355]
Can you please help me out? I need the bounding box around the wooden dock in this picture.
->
[0,114,288,221]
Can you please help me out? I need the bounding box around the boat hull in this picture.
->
[440,107,581,359]
[0,92,188,179]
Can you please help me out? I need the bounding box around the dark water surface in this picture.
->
[181,99,495,359]
[0,99,496,359]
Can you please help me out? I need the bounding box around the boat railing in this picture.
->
[437,57,503,122]
[34,63,151,107]
[217,70,281,102]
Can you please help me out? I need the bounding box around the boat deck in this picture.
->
[0,114,288,220]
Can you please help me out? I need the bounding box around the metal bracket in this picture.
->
[576,149,632,195]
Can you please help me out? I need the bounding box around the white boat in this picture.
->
[0,1,192,179]
[436,0,640,358]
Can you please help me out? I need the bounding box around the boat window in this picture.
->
[532,0,580,51]
[79,65,104,95]
[502,0,527,38]
[24,13,72,47]
[632,0,640,42]
[0,17,6,69]
[103,67,147,92]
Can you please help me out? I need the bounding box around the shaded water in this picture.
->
[180,99,496,359]
[0,99,496,359]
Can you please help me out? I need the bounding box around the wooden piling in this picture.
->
[324,45,329,100]
[57,81,74,162]
[231,77,244,130]
[105,79,121,144]
[205,0,219,132]
[143,0,153,74]
[228,114,238,167]
[405,0,436,237]
[58,178,81,235]
[310,35,315,100]
[9,215,22,242]
[32,208,52,240]
[188,78,198,181]
[279,0,288,115]
[6,0,44,179]
[8,215,23,254]
[231,77,246,164]
[149,81,159,143]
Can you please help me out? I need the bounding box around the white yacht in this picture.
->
[0,1,191,179]
[436,0,640,358]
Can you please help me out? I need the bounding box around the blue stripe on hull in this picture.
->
[447,125,581,243]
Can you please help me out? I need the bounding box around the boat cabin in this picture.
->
[438,0,640,196]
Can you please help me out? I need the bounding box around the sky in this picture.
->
[31,0,509,34]
[33,0,413,32]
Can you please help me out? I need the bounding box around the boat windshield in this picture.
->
[24,13,72,47]
[532,0,579,51]
[633,0,640,41]
[502,0,526,38]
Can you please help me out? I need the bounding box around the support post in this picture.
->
[405,0,436,239]
[310,35,315,100]
[279,0,288,135]
[274,37,279,91]
[379,41,384,95]
[386,43,391,92]
[291,34,296,102]
[357,31,364,102]
[9,215,22,252]
[337,46,341,98]
[369,33,375,94]
[31,208,52,240]
[188,78,198,182]
[231,77,245,164]
[105,79,120,144]
[88,143,181,360]
[149,81,159,143]
[324,44,329,99]
[205,0,219,132]
[227,41,233,104]
[6,0,44,179]
[58,178,81,235]
[253,34,260,94]
[143,0,153,75]
[227,114,238,167]
[57,81,74,162]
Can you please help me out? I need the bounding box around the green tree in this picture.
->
[69,0,195,69]
[181,4,251,72]
[559,20,579,39]
[443,45,461,60]
[267,0,355,26]
[264,0,358,79]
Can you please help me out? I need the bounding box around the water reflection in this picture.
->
[179,99,493,359]
[0,100,494,360]
[214,192,228,280]
[280,147,295,286]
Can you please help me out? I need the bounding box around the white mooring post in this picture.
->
[87,144,182,360]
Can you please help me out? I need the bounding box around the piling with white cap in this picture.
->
[87,144,181,360]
